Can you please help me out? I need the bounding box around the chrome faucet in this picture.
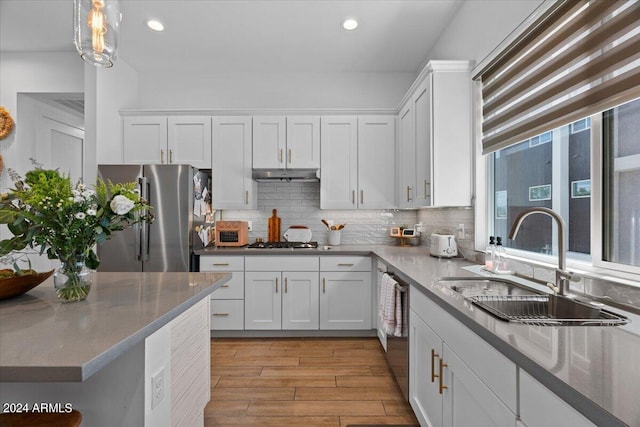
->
[508,207,576,296]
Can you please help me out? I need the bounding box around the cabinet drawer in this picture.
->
[210,272,244,300]
[245,256,319,271]
[320,256,371,272]
[200,256,244,271]
[410,285,517,413]
[210,300,244,330]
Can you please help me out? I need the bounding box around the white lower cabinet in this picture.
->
[200,256,245,330]
[519,370,595,427]
[410,286,517,427]
[244,256,320,330]
[320,256,372,330]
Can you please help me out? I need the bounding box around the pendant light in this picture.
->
[74,0,121,68]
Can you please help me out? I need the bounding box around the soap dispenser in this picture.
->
[484,236,496,271]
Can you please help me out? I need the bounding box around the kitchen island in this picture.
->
[0,271,230,427]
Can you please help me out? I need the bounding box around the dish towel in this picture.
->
[380,273,403,337]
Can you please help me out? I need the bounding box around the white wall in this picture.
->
[95,59,139,164]
[425,0,542,65]
[0,52,84,184]
[135,71,415,110]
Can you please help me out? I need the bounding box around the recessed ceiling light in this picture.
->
[342,18,358,31]
[146,20,165,32]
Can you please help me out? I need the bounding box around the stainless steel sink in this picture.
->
[439,277,629,326]
[439,277,541,298]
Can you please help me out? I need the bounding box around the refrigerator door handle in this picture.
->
[140,176,151,262]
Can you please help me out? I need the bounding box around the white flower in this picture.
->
[77,184,86,191]
[71,190,80,196]
[75,212,86,220]
[82,189,95,199]
[110,195,135,215]
[74,196,84,203]
[86,208,97,216]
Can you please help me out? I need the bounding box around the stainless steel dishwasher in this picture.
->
[383,272,409,401]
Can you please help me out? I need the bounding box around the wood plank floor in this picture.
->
[205,337,419,427]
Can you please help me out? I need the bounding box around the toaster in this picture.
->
[430,234,458,258]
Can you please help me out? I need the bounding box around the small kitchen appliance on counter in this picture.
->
[430,234,458,258]
[215,221,249,247]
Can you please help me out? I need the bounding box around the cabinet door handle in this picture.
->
[424,180,431,199]
[213,263,229,266]
[352,190,356,205]
[160,149,164,164]
[361,190,364,205]
[322,277,326,293]
[280,148,283,163]
[213,313,229,316]
[438,357,448,394]
[338,263,354,267]
[407,186,412,202]
[288,148,292,164]
[221,284,230,288]
[431,349,439,383]
[169,149,173,164]
[285,277,288,293]
[275,277,279,293]
[245,190,249,205]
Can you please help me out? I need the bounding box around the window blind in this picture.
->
[475,0,640,154]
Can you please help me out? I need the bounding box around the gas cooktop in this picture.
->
[247,241,318,249]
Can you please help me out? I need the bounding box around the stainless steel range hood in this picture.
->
[252,168,319,182]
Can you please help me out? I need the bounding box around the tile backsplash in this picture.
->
[220,182,476,248]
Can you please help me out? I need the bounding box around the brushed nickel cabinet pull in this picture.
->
[431,349,439,382]
[338,263,354,266]
[221,284,229,288]
[407,186,411,202]
[438,357,448,394]
[322,277,326,293]
[169,149,173,163]
[213,313,229,316]
[280,148,283,163]
[275,277,279,293]
[285,277,288,293]
[288,148,292,164]
[352,190,356,205]
[245,190,249,205]
[213,263,230,266]
[424,180,431,199]
[160,149,164,164]
[361,190,364,204]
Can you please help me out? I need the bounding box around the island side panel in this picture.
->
[0,340,146,426]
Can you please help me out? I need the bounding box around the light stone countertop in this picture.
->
[197,244,640,426]
[0,272,230,382]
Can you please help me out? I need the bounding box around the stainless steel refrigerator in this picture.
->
[97,164,209,272]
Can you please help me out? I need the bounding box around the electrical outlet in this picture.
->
[458,224,465,239]
[247,221,253,231]
[151,368,165,409]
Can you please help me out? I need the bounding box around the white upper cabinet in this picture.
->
[397,60,472,208]
[252,116,320,169]
[252,116,286,169]
[320,116,359,209]
[286,116,320,169]
[212,116,257,209]
[123,116,167,164]
[320,116,396,209]
[123,116,211,168]
[167,116,212,169]
[398,102,416,209]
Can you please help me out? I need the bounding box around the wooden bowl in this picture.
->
[0,270,54,300]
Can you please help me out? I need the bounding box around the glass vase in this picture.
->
[54,256,94,303]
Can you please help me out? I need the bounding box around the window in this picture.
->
[491,119,591,257]
[603,97,640,269]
